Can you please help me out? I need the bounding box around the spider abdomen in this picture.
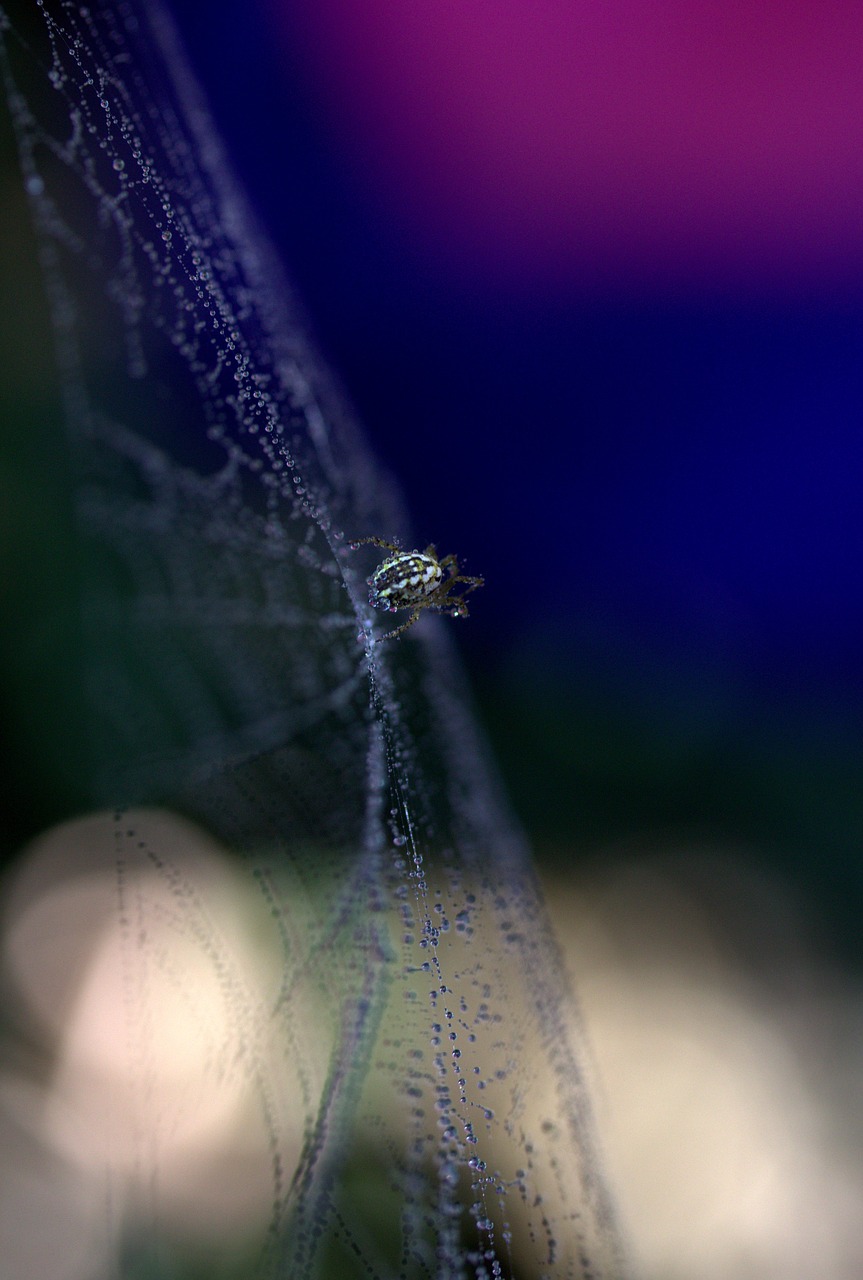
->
[369,551,442,611]
[351,535,482,639]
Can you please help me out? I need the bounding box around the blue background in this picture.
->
[160,0,863,967]
[1,0,858,968]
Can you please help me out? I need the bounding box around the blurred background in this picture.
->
[158,0,863,964]
[2,1,863,1276]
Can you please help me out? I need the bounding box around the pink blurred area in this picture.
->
[273,0,863,295]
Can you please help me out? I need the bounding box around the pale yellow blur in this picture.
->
[544,850,863,1280]
[1,816,860,1279]
[0,810,325,1279]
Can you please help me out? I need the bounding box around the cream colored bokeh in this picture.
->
[0,809,327,1278]
[544,853,863,1280]
[2,814,860,1280]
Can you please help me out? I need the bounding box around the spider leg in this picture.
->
[424,575,483,620]
[438,556,484,596]
[377,609,422,641]
[428,599,472,617]
[350,536,402,554]
[433,574,484,602]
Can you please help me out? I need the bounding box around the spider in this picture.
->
[350,537,484,641]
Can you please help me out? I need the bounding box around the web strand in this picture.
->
[0,2,629,1276]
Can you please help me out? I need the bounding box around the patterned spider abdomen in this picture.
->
[368,551,442,612]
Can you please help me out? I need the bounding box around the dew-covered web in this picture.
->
[0,2,628,1276]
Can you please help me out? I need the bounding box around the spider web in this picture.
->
[0,2,628,1276]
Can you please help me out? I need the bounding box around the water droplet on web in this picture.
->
[0,4,629,1274]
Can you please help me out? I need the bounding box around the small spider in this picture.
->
[350,537,484,641]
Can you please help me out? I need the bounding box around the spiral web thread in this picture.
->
[0,2,628,1276]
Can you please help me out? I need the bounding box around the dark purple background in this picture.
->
[165,1,863,961]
